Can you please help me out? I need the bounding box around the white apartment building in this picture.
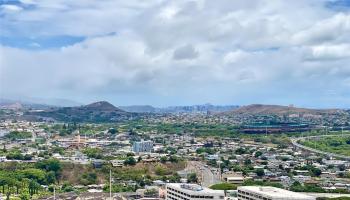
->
[132,140,153,153]
[237,186,316,200]
[166,183,224,200]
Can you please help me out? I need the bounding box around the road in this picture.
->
[291,134,350,160]
[186,161,221,187]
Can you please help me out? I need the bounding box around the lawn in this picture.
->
[301,136,350,156]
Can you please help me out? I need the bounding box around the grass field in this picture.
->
[301,136,350,156]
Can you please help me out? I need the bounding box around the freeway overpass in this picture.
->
[185,161,221,187]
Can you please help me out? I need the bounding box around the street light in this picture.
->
[341,126,344,137]
[110,169,112,199]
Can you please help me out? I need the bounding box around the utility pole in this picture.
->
[314,138,317,149]
[110,169,112,199]
[341,127,344,137]
[53,185,56,200]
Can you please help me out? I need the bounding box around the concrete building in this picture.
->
[133,140,153,153]
[110,159,124,167]
[237,186,315,200]
[166,183,224,200]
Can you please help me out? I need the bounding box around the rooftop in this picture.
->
[167,183,224,195]
[238,186,315,199]
[180,184,203,191]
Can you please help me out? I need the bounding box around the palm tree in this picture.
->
[0,176,6,194]
[28,180,41,197]
[5,178,15,200]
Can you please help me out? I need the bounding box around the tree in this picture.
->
[290,181,324,193]
[160,156,167,163]
[210,183,237,190]
[62,182,74,192]
[168,173,181,182]
[155,165,167,176]
[4,177,15,200]
[0,176,6,194]
[187,173,198,183]
[256,169,265,177]
[254,151,263,158]
[235,147,247,155]
[5,131,32,140]
[36,159,62,173]
[46,171,56,184]
[144,188,158,197]
[80,172,98,185]
[244,159,252,166]
[126,152,135,157]
[124,157,136,165]
[23,154,32,160]
[20,193,30,200]
[169,156,178,163]
[21,169,46,184]
[82,148,103,159]
[338,164,346,171]
[108,128,117,134]
[311,168,322,177]
[28,180,40,197]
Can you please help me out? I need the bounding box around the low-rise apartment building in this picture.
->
[237,186,315,200]
[166,183,224,200]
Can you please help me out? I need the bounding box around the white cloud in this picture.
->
[293,13,350,45]
[1,4,23,12]
[1,0,350,107]
[223,50,250,64]
[305,44,350,60]
[173,44,198,60]
[159,6,179,20]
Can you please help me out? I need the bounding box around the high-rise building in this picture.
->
[166,183,224,200]
[237,186,315,200]
[132,140,153,153]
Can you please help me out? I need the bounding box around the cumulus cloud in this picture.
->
[223,50,250,64]
[173,44,199,60]
[0,0,350,107]
[1,4,23,12]
[293,13,350,45]
[304,44,350,60]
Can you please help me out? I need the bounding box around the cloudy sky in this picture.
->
[1,0,350,107]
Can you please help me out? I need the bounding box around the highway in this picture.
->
[186,161,221,187]
[291,134,350,160]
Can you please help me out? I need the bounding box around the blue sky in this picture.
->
[1,0,350,108]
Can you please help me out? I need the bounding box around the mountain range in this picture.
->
[0,97,81,109]
[227,104,344,115]
[25,101,134,123]
[2,98,349,123]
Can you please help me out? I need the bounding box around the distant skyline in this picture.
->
[1,0,350,108]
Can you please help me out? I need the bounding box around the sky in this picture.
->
[1,0,350,108]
